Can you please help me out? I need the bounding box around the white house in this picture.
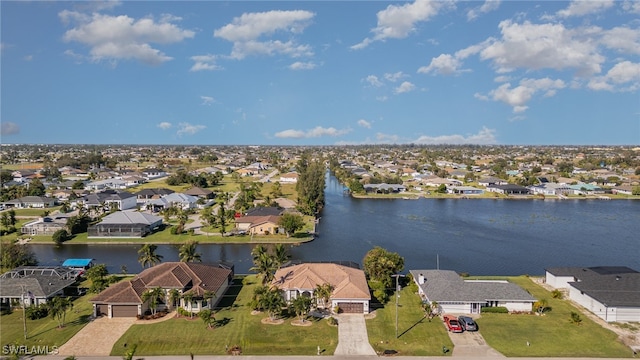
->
[545,266,640,322]
[409,269,536,314]
[279,172,299,184]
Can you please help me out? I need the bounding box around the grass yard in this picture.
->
[475,276,632,358]
[0,281,94,351]
[366,287,453,356]
[111,275,338,356]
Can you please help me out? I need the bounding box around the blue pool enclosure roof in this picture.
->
[62,259,94,268]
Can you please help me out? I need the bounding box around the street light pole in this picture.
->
[391,274,404,339]
[20,284,27,340]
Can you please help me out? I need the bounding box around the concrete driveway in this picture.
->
[57,317,136,356]
[447,329,504,357]
[333,314,377,356]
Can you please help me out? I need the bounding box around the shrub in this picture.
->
[187,229,195,236]
[570,311,582,325]
[170,226,180,235]
[481,306,509,314]
[551,289,563,299]
[25,304,48,320]
[333,305,341,314]
[327,316,338,326]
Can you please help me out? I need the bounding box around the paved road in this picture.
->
[333,314,377,356]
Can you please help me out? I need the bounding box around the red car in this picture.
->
[443,315,464,333]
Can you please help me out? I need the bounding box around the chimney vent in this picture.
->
[418,274,425,285]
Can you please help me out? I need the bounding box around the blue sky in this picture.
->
[1,0,639,145]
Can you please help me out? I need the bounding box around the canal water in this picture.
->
[29,172,640,275]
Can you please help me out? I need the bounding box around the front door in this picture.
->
[471,303,479,314]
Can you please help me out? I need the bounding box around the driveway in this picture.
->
[447,329,504,357]
[57,317,136,356]
[333,314,377,356]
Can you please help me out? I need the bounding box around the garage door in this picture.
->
[338,302,363,314]
[112,305,138,317]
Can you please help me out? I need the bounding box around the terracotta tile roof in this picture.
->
[272,263,370,300]
[91,262,232,304]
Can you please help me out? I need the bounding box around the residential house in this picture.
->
[142,168,167,180]
[272,262,371,313]
[279,172,299,184]
[423,177,463,188]
[184,186,214,199]
[234,215,281,235]
[1,196,56,209]
[144,193,198,211]
[21,216,68,236]
[91,262,233,318]
[477,177,509,187]
[545,266,640,322]
[447,186,484,195]
[612,185,634,195]
[87,210,163,238]
[485,184,531,195]
[0,266,79,309]
[363,183,406,193]
[134,188,175,204]
[528,183,571,196]
[79,191,137,211]
[85,179,127,191]
[409,269,536,314]
[567,183,604,195]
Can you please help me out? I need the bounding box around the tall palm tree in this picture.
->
[141,287,165,316]
[179,241,202,262]
[182,292,195,318]
[138,244,163,268]
[314,283,334,310]
[168,289,180,309]
[260,287,286,321]
[251,244,267,262]
[250,252,277,284]
[273,244,290,266]
[48,296,73,328]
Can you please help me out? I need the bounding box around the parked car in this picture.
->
[443,315,463,333]
[458,316,478,331]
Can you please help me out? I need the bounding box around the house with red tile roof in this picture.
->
[91,262,233,318]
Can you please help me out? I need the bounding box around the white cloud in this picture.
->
[24,55,33,61]
[375,133,401,143]
[157,122,172,130]
[176,122,206,136]
[213,10,315,60]
[365,75,383,87]
[479,20,605,76]
[190,54,221,72]
[351,0,448,49]
[384,71,406,82]
[357,119,372,128]
[394,81,416,94]
[418,54,464,75]
[467,0,501,21]
[376,95,389,102]
[485,77,566,113]
[588,61,640,91]
[274,126,352,138]
[0,121,20,136]
[289,61,316,70]
[494,75,511,82]
[622,0,640,14]
[200,96,215,105]
[556,0,614,18]
[412,127,497,145]
[60,12,194,65]
[600,27,640,55]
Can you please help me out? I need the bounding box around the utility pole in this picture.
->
[392,274,404,338]
[20,284,27,340]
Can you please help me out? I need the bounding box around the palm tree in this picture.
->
[199,309,215,329]
[250,252,277,284]
[138,244,163,268]
[168,289,180,309]
[182,292,195,318]
[260,287,286,321]
[291,295,313,323]
[179,241,201,262]
[48,296,73,328]
[273,244,290,266]
[251,244,267,262]
[203,290,216,309]
[314,283,334,310]
[141,287,165,316]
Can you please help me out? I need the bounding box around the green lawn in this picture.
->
[0,281,94,351]
[111,275,338,356]
[366,287,454,356]
[475,276,632,357]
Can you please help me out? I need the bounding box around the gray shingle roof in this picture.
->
[409,269,535,303]
[98,210,162,225]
